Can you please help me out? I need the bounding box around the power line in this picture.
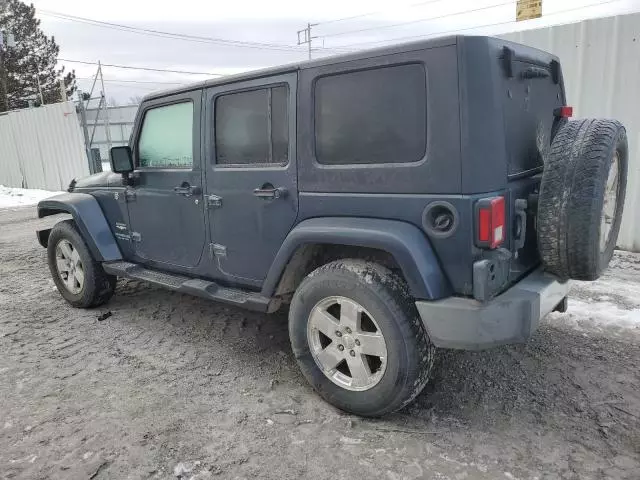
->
[317,0,515,39]
[39,10,300,51]
[316,0,453,26]
[85,83,160,92]
[39,9,344,54]
[329,0,620,49]
[59,58,223,76]
[76,77,187,85]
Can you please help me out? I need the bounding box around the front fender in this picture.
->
[261,217,451,300]
[37,193,122,262]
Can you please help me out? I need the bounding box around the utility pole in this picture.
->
[98,61,112,152]
[0,31,16,113]
[59,78,67,102]
[297,23,318,60]
[76,89,95,174]
[0,44,6,112]
[35,73,44,105]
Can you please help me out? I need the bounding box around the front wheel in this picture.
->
[288,260,435,417]
[47,220,116,308]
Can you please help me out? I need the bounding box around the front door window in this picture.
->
[138,102,193,168]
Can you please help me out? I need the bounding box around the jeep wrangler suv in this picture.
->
[37,36,628,417]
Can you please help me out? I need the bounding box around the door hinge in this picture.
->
[131,231,142,242]
[209,243,226,259]
[206,195,223,209]
[125,189,136,202]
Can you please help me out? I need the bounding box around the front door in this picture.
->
[126,90,206,269]
[204,73,298,288]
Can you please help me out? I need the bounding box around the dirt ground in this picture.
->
[1,207,639,480]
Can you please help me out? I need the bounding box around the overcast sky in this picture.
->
[27,0,640,103]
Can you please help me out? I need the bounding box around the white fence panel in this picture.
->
[0,117,23,188]
[0,101,89,191]
[501,12,640,251]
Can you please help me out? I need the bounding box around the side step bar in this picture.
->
[103,261,274,312]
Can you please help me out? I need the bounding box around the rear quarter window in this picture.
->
[314,63,427,165]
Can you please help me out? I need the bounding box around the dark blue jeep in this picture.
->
[37,36,628,416]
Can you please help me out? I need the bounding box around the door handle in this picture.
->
[253,186,287,200]
[174,184,201,197]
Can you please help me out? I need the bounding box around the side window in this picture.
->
[215,85,289,166]
[137,102,193,168]
[314,64,427,165]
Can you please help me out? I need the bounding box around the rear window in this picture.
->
[215,85,289,166]
[314,63,427,165]
[503,60,559,176]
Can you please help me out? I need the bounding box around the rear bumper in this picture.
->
[415,269,570,350]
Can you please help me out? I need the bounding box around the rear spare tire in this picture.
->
[537,118,628,280]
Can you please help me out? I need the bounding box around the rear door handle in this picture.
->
[253,186,287,200]
[174,183,201,197]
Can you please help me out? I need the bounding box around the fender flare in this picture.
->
[37,193,122,262]
[261,217,451,300]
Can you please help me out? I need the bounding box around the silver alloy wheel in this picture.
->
[55,239,85,295]
[600,151,620,252]
[307,296,387,391]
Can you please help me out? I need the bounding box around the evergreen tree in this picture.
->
[0,0,76,111]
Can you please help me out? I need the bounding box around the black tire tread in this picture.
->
[292,259,436,416]
[47,220,116,308]
[537,118,627,280]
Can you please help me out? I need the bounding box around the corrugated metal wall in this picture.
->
[501,12,640,251]
[0,101,89,191]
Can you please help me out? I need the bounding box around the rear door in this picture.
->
[500,43,565,279]
[126,91,206,269]
[204,73,298,288]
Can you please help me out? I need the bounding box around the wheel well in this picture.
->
[39,206,71,218]
[274,243,405,299]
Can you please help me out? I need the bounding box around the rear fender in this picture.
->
[261,217,451,300]
[37,193,122,261]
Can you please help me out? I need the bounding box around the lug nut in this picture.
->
[345,327,352,334]
[338,345,344,351]
[349,350,355,357]
[335,331,342,337]
[355,339,360,346]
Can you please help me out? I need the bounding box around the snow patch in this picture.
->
[0,185,62,208]
[549,298,640,332]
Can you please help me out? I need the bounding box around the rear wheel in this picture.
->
[47,220,116,308]
[289,260,435,417]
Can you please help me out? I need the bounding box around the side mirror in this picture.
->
[109,146,134,174]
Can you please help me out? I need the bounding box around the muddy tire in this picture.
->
[288,259,435,417]
[537,119,628,281]
[47,220,117,308]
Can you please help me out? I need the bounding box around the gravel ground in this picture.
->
[1,207,639,480]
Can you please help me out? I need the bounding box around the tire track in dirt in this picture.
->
[1,207,639,480]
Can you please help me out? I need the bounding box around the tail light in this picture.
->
[554,106,573,118]
[476,196,505,249]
